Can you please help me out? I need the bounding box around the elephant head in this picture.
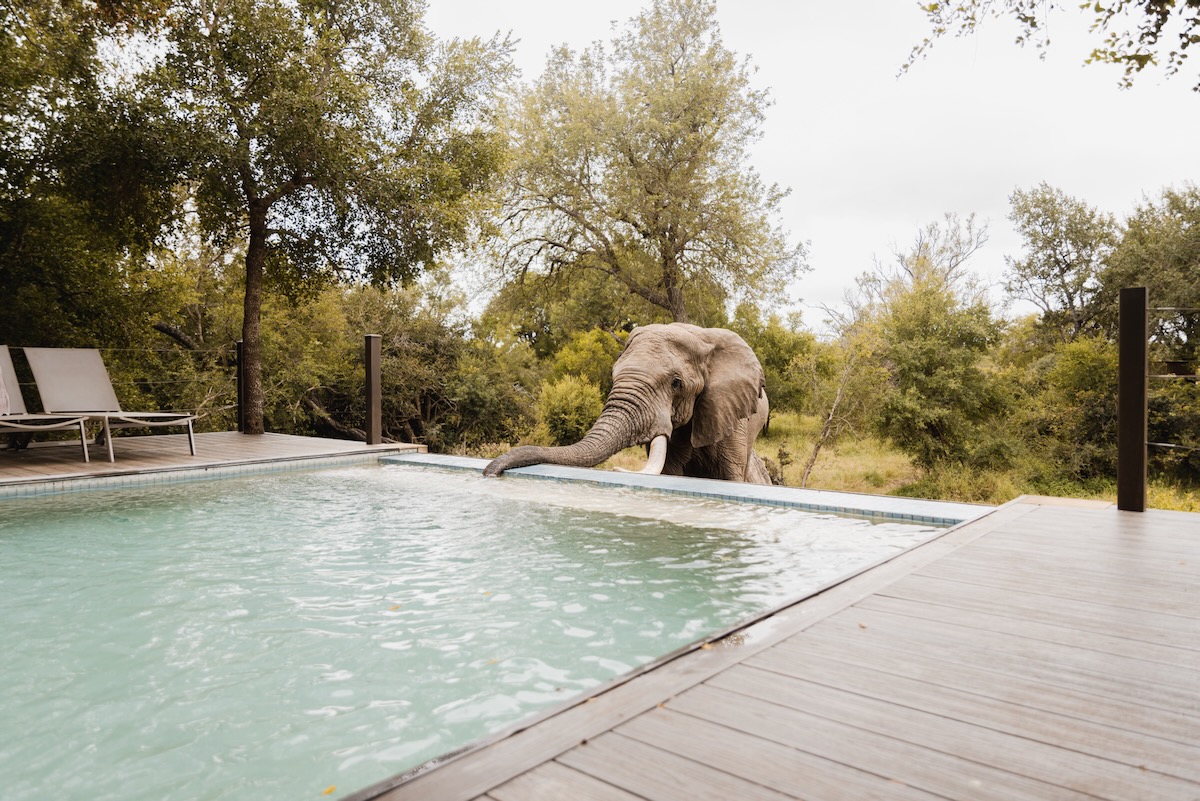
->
[483,323,771,484]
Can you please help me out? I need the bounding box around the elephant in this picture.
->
[484,323,772,484]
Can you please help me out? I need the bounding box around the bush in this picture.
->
[549,328,623,392]
[533,375,603,446]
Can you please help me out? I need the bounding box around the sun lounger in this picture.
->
[24,347,196,463]
[0,345,91,462]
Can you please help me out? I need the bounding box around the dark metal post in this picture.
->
[235,339,246,434]
[1118,287,1147,512]
[365,334,382,445]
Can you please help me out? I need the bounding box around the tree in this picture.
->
[1100,185,1200,364]
[145,0,511,433]
[1022,335,1120,482]
[907,1,1200,90]
[791,316,886,487]
[549,328,624,392]
[496,0,804,324]
[871,216,1008,470]
[1005,183,1118,344]
[1,0,182,351]
[730,302,814,413]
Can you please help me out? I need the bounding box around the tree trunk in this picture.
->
[663,250,689,323]
[241,201,268,435]
[800,383,843,488]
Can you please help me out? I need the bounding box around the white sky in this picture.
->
[425,0,1200,329]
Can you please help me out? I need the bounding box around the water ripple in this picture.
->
[0,465,939,801]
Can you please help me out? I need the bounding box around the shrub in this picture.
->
[533,375,603,446]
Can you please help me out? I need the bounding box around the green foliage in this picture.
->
[532,375,604,447]
[480,271,661,358]
[730,303,814,412]
[550,329,624,392]
[873,218,1008,470]
[1149,379,1200,481]
[496,0,804,323]
[0,1,182,351]
[154,0,512,285]
[1100,185,1200,363]
[1005,183,1117,344]
[1019,337,1119,481]
[444,338,539,450]
[908,1,1200,90]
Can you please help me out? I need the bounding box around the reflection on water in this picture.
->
[0,465,939,801]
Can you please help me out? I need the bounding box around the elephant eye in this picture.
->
[671,376,683,391]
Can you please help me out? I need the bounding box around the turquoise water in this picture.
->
[0,465,940,800]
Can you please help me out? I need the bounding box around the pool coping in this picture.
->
[381,453,993,526]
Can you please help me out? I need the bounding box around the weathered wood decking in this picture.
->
[359,498,1200,801]
[0,430,420,486]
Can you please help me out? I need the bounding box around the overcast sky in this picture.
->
[425,0,1200,329]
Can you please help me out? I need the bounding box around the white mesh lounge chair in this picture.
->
[0,345,91,462]
[24,347,196,463]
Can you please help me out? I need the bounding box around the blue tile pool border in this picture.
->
[380,453,993,526]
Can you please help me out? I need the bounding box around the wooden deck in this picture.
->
[0,430,421,486]
[355,497,1200,801]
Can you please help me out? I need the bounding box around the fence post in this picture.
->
[365,334,382,445]
[236,339,246,434]
[1117,287,1147,512]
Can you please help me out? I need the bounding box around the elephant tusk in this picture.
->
[615,435,668,475]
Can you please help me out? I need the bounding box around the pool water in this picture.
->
[0,465,941,800]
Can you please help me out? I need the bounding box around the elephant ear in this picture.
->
[691,328,766,449]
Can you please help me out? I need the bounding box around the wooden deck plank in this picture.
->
[760,631,1200,746]
[917,555,1198,615]
[788,616,1200,719]
[703,667,1198,801]
[749,642,1200,780]
[854,592,1200,671]
[949,537,1198,578]
[486,761,645,801]
[638,700,1089,801]
[558,731,796,801]
[615,708,942,801]
[807,606,1200,702]
[986,511,1200,551]
[878,573,1200,648]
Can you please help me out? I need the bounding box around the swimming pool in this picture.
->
[0,463,951,800]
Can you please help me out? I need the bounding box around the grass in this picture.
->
[599,413,923,496]
[756,412,922,496]
[758,412,1200,511]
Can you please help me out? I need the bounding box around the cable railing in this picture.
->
[1117,288,1198,511]
[234,336,383,442]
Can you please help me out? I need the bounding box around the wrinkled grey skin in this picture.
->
[484,323,771,484]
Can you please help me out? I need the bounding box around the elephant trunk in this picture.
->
[483,387,662,477]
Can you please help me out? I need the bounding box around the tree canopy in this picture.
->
[1005,182,1118,344]
[908,1,1200,90]
[494,0,804,324]
[143,0,513,433]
